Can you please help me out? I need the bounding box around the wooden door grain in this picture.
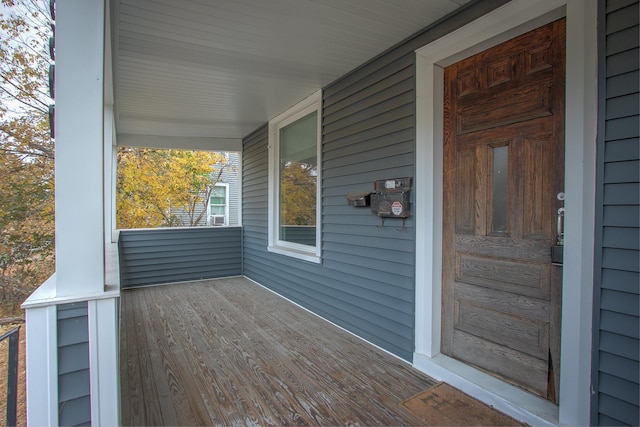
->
[442,19,565,401]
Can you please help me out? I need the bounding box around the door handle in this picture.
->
[552,192,565,265]
[556,207,565,245]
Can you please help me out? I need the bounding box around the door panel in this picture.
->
[455,301,549,361]
[456,253,551,299]
[442,19,565,401]
[451,329,550,394]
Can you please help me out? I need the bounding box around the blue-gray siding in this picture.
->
[58,302,91,426]
[242,0,510,361]
[119,227,242,288]
[592,0,640,425]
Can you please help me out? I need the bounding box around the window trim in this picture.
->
[208,183,229,226]
[268,90,322,263]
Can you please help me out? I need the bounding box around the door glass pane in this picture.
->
[492,146,508,233]
[279,111,317,246]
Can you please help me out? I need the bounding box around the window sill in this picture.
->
[268,245,320,264]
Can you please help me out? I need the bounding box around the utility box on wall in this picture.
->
[346,191,371,207]
[371,177,411,218]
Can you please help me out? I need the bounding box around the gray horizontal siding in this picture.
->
[57,302,91,427]
[243,117,416,359]
[242,0,510,361]
[119,227,242,288]
[593,0,640,425]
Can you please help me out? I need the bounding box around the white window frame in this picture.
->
[208,183,229,226]
[268,90,322,263]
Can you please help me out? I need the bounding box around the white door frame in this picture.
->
[414,0,597,425]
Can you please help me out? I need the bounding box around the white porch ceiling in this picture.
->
[111,0,471,146]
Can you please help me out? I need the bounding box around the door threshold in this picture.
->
[413,352,559,426]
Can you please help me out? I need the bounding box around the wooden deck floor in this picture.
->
[120,277,437,426]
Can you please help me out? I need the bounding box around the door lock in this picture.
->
[556,207,565,245]
[552,192,565,265]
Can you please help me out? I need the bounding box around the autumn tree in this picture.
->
[0,0,54,307]
[116,148,233,228]
[280,161,316,226]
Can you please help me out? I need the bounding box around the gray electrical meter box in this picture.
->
[371,177,411,218]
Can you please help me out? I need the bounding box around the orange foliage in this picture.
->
[116,148,231,228]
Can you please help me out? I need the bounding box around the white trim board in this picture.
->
[88,297,120,426]
[24,304,58,426]
[413,0,597,425]
[267,90,323,264]
[116,134,243,152]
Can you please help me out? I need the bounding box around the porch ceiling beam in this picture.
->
[116,134,242,152]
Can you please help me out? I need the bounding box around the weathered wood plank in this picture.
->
[120,278,436,426]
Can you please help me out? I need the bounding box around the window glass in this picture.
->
[210,206,225,215]
[491,145,508,233]
[210,186,226,205]
[267,90,321,262]
[210,185,227,222]
[278,111,317,246]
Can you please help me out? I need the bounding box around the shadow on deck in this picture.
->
[119,276,437,425]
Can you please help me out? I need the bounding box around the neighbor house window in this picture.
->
[208,183,228,226]
[268,91,322,263]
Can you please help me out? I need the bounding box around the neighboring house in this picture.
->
[22,1,638,426]
[170,151,241,227]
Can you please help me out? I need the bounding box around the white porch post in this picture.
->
[55,0,105,298]
[23,1,121,426]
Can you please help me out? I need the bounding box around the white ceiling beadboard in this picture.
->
[111,0,471,146]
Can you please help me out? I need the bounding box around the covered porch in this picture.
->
[22,0,626,425]
[120,277,438,425]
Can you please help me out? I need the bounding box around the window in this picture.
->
[208,183,228,226]
[268,91,322,262]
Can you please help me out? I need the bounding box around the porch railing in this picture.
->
[118,226,242,288]
[0,326,20,427]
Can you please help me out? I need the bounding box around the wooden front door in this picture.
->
[442,19,565,401]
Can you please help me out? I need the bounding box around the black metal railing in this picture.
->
[0,327,20,427]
